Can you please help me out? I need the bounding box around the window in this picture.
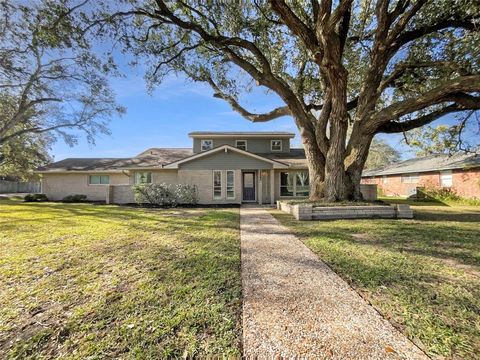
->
[382,176,388,184]
[271,140,282,151]
[201,139,213,151]
[89,175,109,185]
[135,172,152,184]
[280,171,309,197]
[401,173,419,183]
[235,140,247,151]
[440,170,453,187]
[213,170,222,199]
[226,170,235,199]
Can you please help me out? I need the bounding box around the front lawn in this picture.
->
[0,199,241,359]
[272,201,480,359]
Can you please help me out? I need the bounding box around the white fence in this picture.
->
[0,180,41,194]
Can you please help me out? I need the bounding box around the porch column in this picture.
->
[270,169,275,205]
[258,170,263,205]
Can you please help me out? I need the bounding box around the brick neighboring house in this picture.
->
[361,153,480,199]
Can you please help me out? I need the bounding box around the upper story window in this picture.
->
[271,140,282,151]
[235,140,247,151]
[89,175,110,185]
[401,173,419,184]
[201,139,213,151]
[135,172,152,184]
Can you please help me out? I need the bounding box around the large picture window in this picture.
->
[89,175,110,185]
[201,139,213,151]
[213,170,222,199]
[135,172,152,184]
[280,171,309,197]
[226,170,235,199]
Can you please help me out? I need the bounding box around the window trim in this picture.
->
[88,174,110,185]
[213,170,223,199]
[235,139,248,151]
[279,170,309,197]
[226,170,235,200]
[201,139,213,151]
[401,173,420,184]
[440,170,453,187]
[271,139,283,152]
[134,171,152,185]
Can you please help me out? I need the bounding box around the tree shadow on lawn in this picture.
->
[2,208,242,358]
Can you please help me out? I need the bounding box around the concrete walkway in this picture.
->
[240,207,427,359]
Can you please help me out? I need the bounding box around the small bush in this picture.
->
[133,183,198,207]
[24,193,48,202]
[62,194,88,203]
[419,186,480,206]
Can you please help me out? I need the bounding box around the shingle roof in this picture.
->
[37,148,193,172]
[261,148,308,168]
[362,153,480,177]
[188,131,295,137]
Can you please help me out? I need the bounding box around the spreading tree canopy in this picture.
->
[98,0,479,200]
[0,1,124,171]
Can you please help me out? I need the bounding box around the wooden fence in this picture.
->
[0,180,41,194]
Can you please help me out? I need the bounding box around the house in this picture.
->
[361,153,480,198]
[37,132,312,205]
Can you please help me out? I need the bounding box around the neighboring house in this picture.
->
[36,132,312,205]
[362,153,480,198]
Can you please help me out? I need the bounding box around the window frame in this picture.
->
[201,139,213,151]
[440,170,453,187]
[235,140,248,151]
[279,170,309,197]
[134,171,152,184]
[213,170,223,199]
[88,174,110,185]
[226,170,235,199]
[401,173,420,184]
[270,139,283,152]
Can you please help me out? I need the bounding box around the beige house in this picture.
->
[37,132,311,205]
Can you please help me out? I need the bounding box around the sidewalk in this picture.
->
[240,206,427,359]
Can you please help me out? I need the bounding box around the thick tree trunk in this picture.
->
[304,141,325,200]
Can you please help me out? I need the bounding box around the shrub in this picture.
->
[133,183,198,207]
[419,186,480,206]
[62,194,88,203]
[24,193,48,202]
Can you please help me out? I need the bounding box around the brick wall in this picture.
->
[362,168,480,198]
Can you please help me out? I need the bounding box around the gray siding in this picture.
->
[179,150,273,170]
[193,137,290,154]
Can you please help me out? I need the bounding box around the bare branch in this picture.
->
[204,76,290,122]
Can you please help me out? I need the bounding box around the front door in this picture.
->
[242,172,256,202]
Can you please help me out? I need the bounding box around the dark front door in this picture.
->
[242,172,256,201]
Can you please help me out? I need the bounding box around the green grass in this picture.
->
[0,198,241,359]
[272,201,480,359]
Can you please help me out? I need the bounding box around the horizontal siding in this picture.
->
[193,137,290,153]
[179,150,273,170]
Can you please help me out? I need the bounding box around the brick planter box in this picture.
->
[277,201,413,220]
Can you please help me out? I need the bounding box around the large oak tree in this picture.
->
[99,1,479,200]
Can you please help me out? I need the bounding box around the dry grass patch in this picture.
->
[0,199,241,359]
[272,201,480,359]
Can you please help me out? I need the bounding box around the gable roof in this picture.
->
[188,131,295,138]
[363,153,480,177]
[36,148,193,173]
[163,144,289,169]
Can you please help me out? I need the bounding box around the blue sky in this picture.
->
[50,65,417,161]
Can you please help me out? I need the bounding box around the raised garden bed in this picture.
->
[277,200,413,220]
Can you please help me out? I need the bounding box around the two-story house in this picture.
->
[37,131,310,205]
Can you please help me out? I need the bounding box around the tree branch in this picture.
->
[204,76,290,122]
[371,75,480,127]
